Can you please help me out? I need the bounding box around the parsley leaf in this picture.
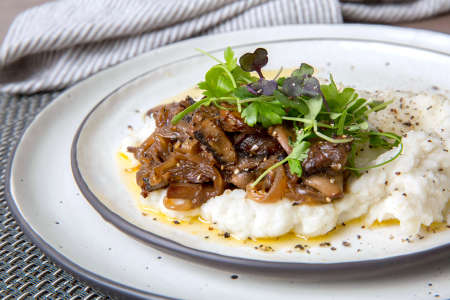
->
[286,129,311,177]
[287,159,302,177]
[320,75,338,106]
[273,90,308,115]
[233,85,255,99]
[241,101,286,127]
[198,65,235,98]
[224,47,237,71]
[241,102,258,126]
[304,95,323,120]
[231,66,255,85]
[321,76,366,115]
[287,142,310,177]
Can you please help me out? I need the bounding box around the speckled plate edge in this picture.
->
[5,24,450,299]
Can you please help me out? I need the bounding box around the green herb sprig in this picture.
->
[172,47,403,182]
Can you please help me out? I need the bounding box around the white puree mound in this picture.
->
[120,91,450,239]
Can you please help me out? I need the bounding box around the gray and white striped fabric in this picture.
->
[0,0,448,94]
[342,0,450,23]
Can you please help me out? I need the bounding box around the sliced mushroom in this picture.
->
[268,125,294,154]
[303,174,343,199]
[230,171,255,189]
[284,184,326,203]
[193,119,236,164]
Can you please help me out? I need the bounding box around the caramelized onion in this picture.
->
[246,166,287,203]
[269,125,293,154]
[165,183,203,210]
[151,155,178,185]
[153,152,225,210]
[179,138,199,154]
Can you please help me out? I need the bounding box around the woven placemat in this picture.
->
[0,92,109,299]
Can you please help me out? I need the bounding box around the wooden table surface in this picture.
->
[1,0,449,45]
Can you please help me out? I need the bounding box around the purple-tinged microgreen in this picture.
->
[291,63,314,79]
[282,77,304,97]
[301,77,321,98]
[248,79,278,96]
[239,48,268,79]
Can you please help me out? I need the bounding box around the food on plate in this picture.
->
[119,47,449,240]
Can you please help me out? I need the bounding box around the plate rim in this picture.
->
[5,24,450,299]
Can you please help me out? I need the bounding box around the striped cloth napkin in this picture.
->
[0,0,449,94]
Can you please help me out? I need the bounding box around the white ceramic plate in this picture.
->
[7,25,450,299]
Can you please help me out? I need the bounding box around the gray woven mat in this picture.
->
[0,92,109,299]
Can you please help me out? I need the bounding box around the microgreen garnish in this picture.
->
[241,100,285,127]
[171,47,402,184]
[248,79,278,96]
[239,48,268,79]
[346,131,403,173]
[292,63,314,79]
[282,67,321,99]
[274,90,308,115]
